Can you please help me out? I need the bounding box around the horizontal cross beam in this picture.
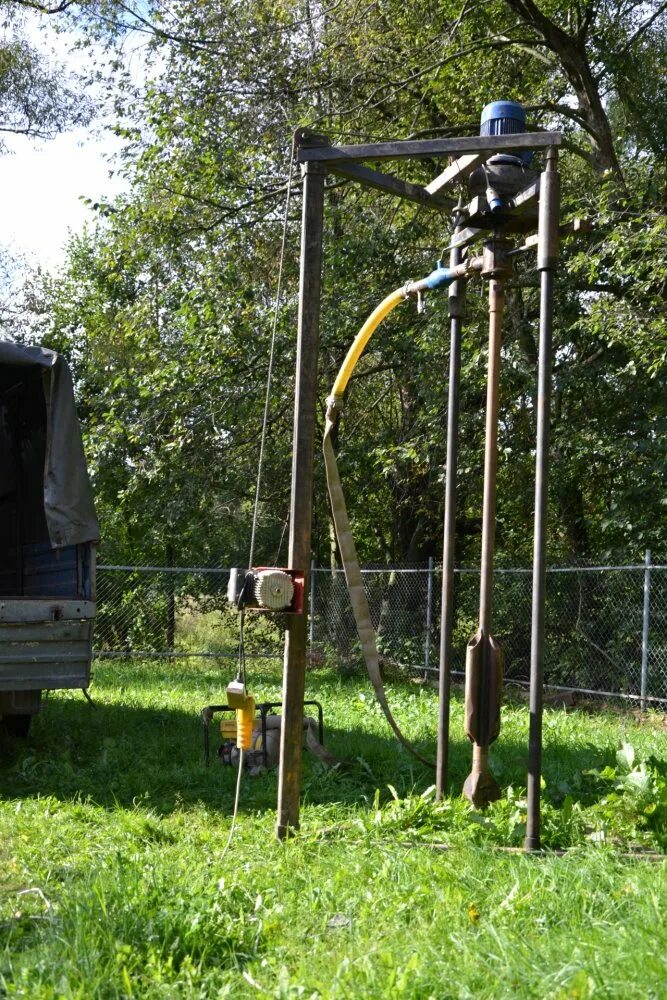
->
[327,160,455,211]
[508,178,541,210]
[297,131,562,164]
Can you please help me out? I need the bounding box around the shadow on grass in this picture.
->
[0,666,613,814]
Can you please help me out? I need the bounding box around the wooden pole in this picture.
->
[276,160,326,839]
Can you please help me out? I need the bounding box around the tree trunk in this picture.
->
[504,0,623,177]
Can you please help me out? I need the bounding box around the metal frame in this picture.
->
[278,128,561,851]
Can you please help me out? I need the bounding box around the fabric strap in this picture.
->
[323,403,434,768]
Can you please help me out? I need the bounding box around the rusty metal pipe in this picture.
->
[404,256,482,298]
[463,248,508,808]
[479,276,504,635]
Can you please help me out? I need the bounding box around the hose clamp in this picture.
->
[325,395,345,422]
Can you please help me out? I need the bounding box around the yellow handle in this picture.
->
[330,287,405,398]
[236,696,255,750]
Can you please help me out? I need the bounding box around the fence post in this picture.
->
[424,557,434,676]
[309,558,316,649]
[166,542,176,652]
[640,548,651,710]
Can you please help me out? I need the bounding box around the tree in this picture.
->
[26,0,667,566]
[0,5,94,147]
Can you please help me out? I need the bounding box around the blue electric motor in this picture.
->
[480,100,532,167]
[480,100,527,137]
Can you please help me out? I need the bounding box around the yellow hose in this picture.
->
[324,283,435,767]
[330,287,405,398]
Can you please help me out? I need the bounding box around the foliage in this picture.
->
[0,12,92,150]
[584,742,667,849]
[5,0,667,569]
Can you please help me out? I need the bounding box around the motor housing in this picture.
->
[480,99,533,165]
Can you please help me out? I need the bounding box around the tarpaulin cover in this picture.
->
[0,340,99,548]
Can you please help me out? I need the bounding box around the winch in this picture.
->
[227,566,304,613]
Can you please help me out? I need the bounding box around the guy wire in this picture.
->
[247,136,297,569]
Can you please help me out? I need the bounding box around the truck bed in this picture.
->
[0,598,95,690]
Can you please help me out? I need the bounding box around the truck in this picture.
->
[0,341,99,738]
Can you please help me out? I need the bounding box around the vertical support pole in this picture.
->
[424,556,435,676]
[436,232,465,799]
[276,160,325,840]
[11,394,23,595]
[640,548,651,711]
[525,146,559,852]
[309,557,316,649]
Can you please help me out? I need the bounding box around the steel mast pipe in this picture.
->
[436,210,466,800]
[525,146,560,852]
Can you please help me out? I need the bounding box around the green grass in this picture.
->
[0,657,666,998]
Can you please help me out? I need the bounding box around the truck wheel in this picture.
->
[2,714,32,738]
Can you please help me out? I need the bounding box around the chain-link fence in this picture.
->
[311,555,667,705]
[94,556,667,705]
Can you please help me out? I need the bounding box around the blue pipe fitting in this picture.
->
[423,259,454,290]
[486,192,505,213]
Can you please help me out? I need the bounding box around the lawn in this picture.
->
[0,657,665,999]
